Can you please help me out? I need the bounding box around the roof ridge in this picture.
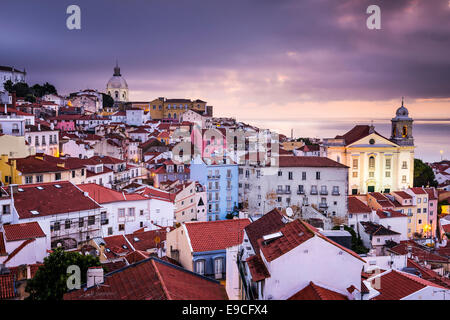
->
[151,259,171,300]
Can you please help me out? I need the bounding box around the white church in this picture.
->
[324,100,415,195]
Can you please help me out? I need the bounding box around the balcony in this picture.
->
[226,175,232,179]
[285,190,291,194]
[310,190,318,195]
[276,189,284,195]
[207,175,221,180]
[320,190,328,195]
[332,191,340,196]
[297,189,305,195]
[319,203,328,209]
[101,219,109,225]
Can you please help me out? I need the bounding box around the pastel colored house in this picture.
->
[166,219,250,282]
[190,155,239,221]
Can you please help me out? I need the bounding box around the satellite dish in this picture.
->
[286,207,294,217]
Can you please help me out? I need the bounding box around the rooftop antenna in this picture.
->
[401,96,404,107]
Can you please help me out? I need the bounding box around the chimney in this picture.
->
[339,225,344,231]
[87,267,104,288]
[11,91,16,109]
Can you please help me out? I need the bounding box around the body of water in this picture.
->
[242,118,450,163]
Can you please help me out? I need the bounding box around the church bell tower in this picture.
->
[390,97,414,146]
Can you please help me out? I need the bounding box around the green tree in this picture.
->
[25,247,101,300]
[3,80,14,92]
[413,159,438,187]
[332,225,369,254]
[102,93,114,109]
[11,82,31,97]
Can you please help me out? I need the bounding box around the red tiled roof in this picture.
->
[124,250,150,264]
[393,191,413,199]
[244,209,285,254]
[278,156,348,168]
[375,209,407,219]
[10,181,101,219]
[348,197,372,214]
[0,233,6,256]
[246,254,270,282]
[258,220,315,262]
[0,274,16,300]
[407,259,450,289]
[409,187,427,195]
[64,258,228,300]
[10,156,69,174]
[185,219,251,252]
[77,183,147,204]
[3,222,46,241]
[335,125,391,146]
[389,242,448,263]
[135,186,175,202]
[424,188,437,200]
[371,269,447,300]
[125,229,167,252]
[288,281,348,300]
[102,235,133,259]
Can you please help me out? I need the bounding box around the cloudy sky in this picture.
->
[1,0,450,130]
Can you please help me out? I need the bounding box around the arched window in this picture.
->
[402,125,408,137]
[168,113,171,119]
[369,156,375,169]
[115,91,119,99]
[173,113,177,119]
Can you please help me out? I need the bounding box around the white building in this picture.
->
[239,156,348,220]
[4,181,102,250]
[77,183,155,236]
[239,210,365,300]
[0,222,49,267]
[324,103,415,195]
[24,124,59,157]
[0,66,26,92]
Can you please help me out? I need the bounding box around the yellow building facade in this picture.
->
[324,103,415,195]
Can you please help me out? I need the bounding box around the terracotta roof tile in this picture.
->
[246,254,270,282]
[278,156,348,168]
[371,270,447,300]
[288,281,348,300]
[3,222,46,241]
[0,274,16,300]
[375,209,407,219]
[64,257,228,300]
[244,209,285,254]
[348,197,372,214]
[185,219,251,252]
[259,220,315,262]
[9,181,101,219]
[77,183,147,204]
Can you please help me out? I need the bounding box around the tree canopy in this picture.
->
[2,80,58,100]
[413,158,438,188]
[332,225,369,254]
[25,247,101,300]
[102,93,114,109]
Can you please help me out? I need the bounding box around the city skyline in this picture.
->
[1,0,449,123]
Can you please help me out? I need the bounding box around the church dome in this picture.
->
[107,75,128,89]
[393,98,411,120]
[106,63,128,89]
